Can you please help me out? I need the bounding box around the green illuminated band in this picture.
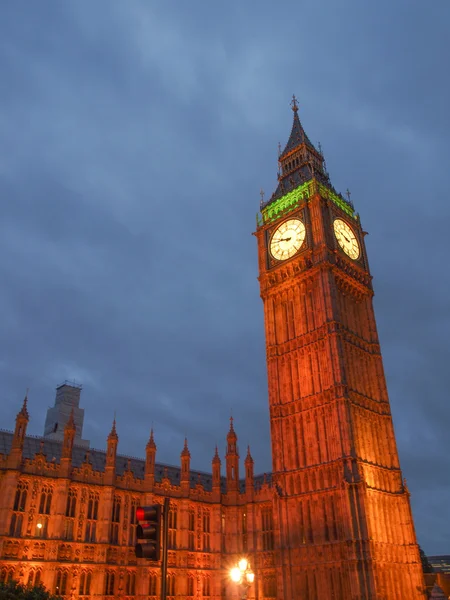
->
[257,179,356,227]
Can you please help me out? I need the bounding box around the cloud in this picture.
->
[0,0,449,555]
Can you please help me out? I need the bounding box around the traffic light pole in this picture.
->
[160,497,170,600]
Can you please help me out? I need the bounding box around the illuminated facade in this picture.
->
[0,383,276,599]
[254,98,425,598]
[0,103,426,599]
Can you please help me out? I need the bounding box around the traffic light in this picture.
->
[135,504,161,561]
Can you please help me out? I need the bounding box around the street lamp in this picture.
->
[230,557,255,599]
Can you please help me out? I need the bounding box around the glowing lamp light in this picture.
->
[238,558,248,572]
[230,557,255,599]
[36,523,43,529]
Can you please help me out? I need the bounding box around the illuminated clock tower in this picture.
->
[255,98,425,599]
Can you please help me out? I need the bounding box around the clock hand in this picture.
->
[277,237,292,242]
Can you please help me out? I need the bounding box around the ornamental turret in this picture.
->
[8,394,29,468]
[61,409,76,460]
[226,417,239,493]
[180,438,191,494]
[105,418,118,475]
[212,445,221,490]
[245,445,254,498]
[145,428,156,487]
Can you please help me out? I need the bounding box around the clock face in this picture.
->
[333,218,360,260]
[270,218,306,261]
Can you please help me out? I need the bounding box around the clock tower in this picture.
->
[255,98,425,599]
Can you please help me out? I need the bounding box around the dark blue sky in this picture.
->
[1,1,449,554]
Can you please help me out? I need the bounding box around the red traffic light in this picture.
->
[135,505,161,562]
[136,505,161,522]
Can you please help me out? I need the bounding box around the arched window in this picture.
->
[79,571,91,595]
[202,576,211,597]
[168,507,177,549]
[188,508,195,550]
[13,481,28,511]
[64,516,74,540]
[202,510,211,551]
[87,492,99,519]
[261,507,274,550]
[35,517,48,538]
[65,489,77,517]
[27,570,41,587]
[126,572,136,595]
[39,486,53,515]
[55,570,68,595]
[187,576,194,597]
[167,574,175,597]
[9,513,23,537]
[112,496,121,522]
[85,520,96,543]
[110,496,121,544]
[86,491,99,543]
[104,572,115,596]
[148,573,158,596]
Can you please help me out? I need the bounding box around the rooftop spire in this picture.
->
[212,444,221,464]
[279,99,316,160]
[108,417,118,441]
[291,94,299,113]
[146,428,156,449]
[263,97,331,207]
[181,437,190,457]
[19,391,29,420]
[227,415,237,442]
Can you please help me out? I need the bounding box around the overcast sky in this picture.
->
[1,1,449,555]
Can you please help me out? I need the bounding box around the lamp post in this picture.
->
[230,558,255,600]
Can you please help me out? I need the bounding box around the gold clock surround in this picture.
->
[333,218,360,260]
[269,218,306,261]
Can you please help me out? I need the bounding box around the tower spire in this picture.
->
[263,97,330,208]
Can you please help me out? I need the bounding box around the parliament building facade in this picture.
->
[0,103,426,599]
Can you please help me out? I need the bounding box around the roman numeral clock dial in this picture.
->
[333,218,360,260]
[269,218,306,261]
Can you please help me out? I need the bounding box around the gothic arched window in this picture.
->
[55,570,68,596]
[187,576,194,597]
[79,571,91,596]
[168,507,177,549]
[261,506,274,550]
[188,508,195,550]
[148,572,158,596]
[104,572,115,596]
[202,576,211,597]
[65,489,77,517]
[13,481,28,512]
[87,492,99,520]
[9,513,23,537]
[167,574,175,597]
[126,572,136,596]
[39,486,53,515]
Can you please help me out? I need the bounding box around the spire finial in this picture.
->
[19,390,29,418]
[181,437,190,458]
[109,415,118,439]
[346,188,351,202]
[291,94,299,113]
[229,415,234,432]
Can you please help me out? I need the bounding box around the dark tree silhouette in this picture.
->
[0,581,61,600]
